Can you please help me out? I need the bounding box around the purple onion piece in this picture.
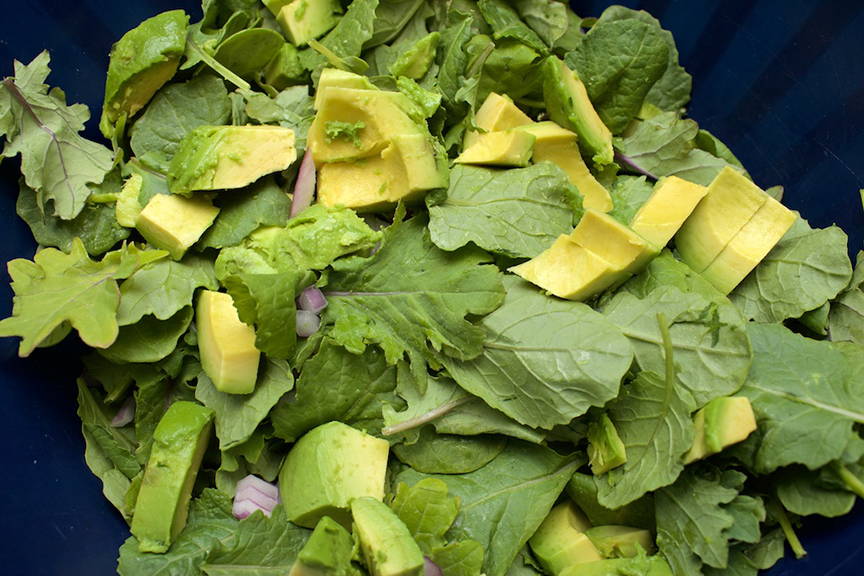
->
[233,474,279,519]
[289,147,316,218]
[296,310,321,338]
[236,474,280,500]
[298,286,328,314]
[424,557,443,576]
[232,498,274,519]
[110,395,136,428]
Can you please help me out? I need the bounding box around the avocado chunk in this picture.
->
[509,235,629,301]
[314,68,378,110]
[130,401,215,553]
[464,92,534,150]
[167,125,297,196]
[196,290,261,395]
[99,10,188,139]
[264,43,307,90]
[517,122,613,212]
[389,32,441,79]
[115,173,144,228]
[528,500,602,576]
[699,195,798,294]
[454,130,536,167]
[569,210,658,275]
[629,176,709,249]
[279,421,390,528]
[277,0,341,47]
[560,554,672,576]
[351,497,425,576]
[135,193,220,260]
[587,414,627,476]
[542,56,614,166]
[565,473,655,532]
[289,516,358,576]
[583,526,656,559]
[675,167,769,273]
[684,396,757,464]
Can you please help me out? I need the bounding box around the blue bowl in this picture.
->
[0,1,861,574]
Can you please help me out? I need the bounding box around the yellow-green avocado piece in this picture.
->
[389,32,441,79]
[167,125,297,195]
[569,210,658,275]
[135,193,220,260]
[277,0,342,47]
[279,421,390,529]
[289,516,357,576]
[675,166,769,273]
[529,500,602,576]
[99,10,188,139]
[684,396,757,464]
[699,195,798,294]
[454,129,536,167]
[196,290,261,395]
[130,401,214,553]
[629,176,708,248]
[516,122,613,212]
[351,497,425,576]
[509,235,628,301]
[560,555,672,576]
[542,56,614,166]
[464,92,534,150]
[313,68,378,110]
[583,526,656,559]
[587,414,627,476]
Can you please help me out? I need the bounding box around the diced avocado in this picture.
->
[684,396,757,464]
[389,32,441,79]
[277,0,341,47]
[509,235,629,301]
[587,414,627,476]
[583,526,656,559]
[699,195,798,294]
[675,167,769,273]
[135,193,220,260]
[264,43,308,90]
[318,134,446,211]
[542,56,614,166]
[517,123,613,212]
[289,516,357,576]
[279,421,390,529]
[351,497,425,576]
[130,401,215,553]
[314,68,379,110]
[99,10,188,138]
[115,173,144,228]
[560,554,672,576]
[565,473,656,532]
[454,130,536,167]
[167,125,297,195]
[629,176,709,249]
[262,0,291,17]
[529,500,602,576]
[569,210,658,275]
[464,92,534,150]
[196,290,261,395]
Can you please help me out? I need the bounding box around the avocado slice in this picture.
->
[167,125,297,196]
[684,396,757,464]
[277,0,342,47]
[351,497,425,576]
[587,414,627,476]
[264,43,307,91]
[135,193,220,260]
[130,401,215,553]
[629,176,709,249]
[699,195,797,294]
[196,290,261,395]
[560,554,672,576]
[454,130,536,167]
[289,516,358,576]
[464,92,534,150]
[314,69,378,110]
[99,10,188,139]
[674,166,769,273]
[279,421,390,529]
[569,210,658,275]
[528,500,602,576]
[583,526,656,558]
[389,32,441,79]
[542,56,614,166]
[565,473,655,532]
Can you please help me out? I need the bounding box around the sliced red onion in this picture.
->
[296,309,321,338]
[233,474,279,519]
[298,286,328,314]
[110,395,136,428]
[289,147,316,218]
[424,557,443,576]
[236,474,280,500]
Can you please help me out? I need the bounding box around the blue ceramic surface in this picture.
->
[0,1,862,574]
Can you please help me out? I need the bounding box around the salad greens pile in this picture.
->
[0,1,862,575]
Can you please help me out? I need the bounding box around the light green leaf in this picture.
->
[98,307,194,364]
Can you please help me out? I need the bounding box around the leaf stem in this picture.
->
[186,36,251,92]
[768,500,806,559]
[381,396,473,436]
[831,461,864,499]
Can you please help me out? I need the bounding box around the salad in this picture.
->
[1,1,863,575]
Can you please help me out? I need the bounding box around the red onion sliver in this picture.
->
[232,498,273,519]
[233,474,279,519]
[424,557,443,576]
[235,484,279,508]
[289,147,316,218]
[110,395,136,428]
[296,310,321,338]
[298,286,328,314]
[236,474,280,500]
